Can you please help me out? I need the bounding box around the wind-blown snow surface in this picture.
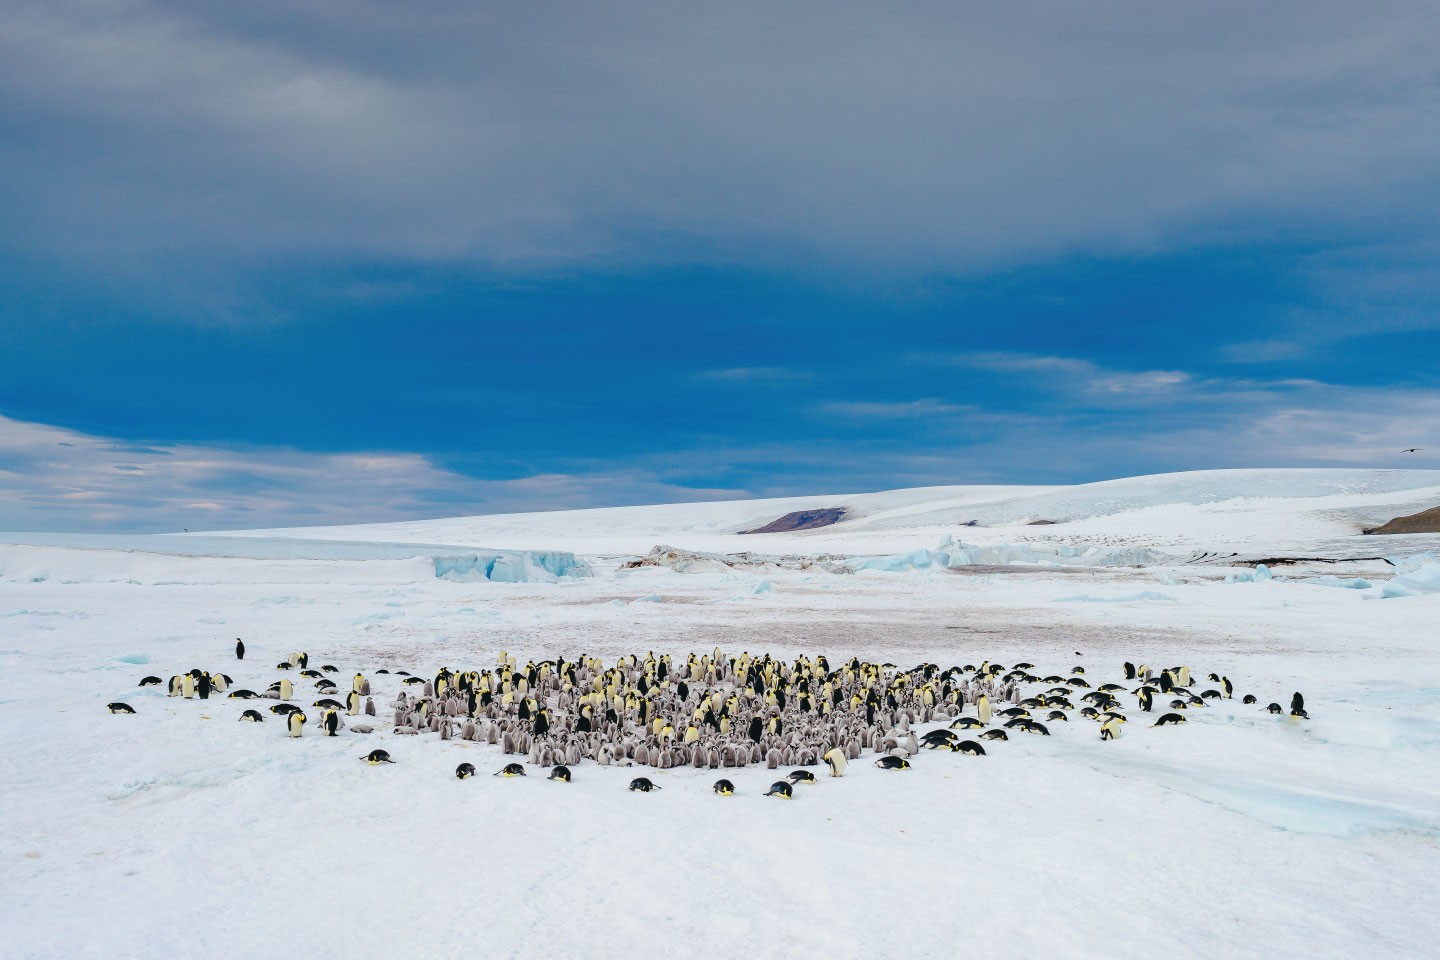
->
[3,469,1440,959]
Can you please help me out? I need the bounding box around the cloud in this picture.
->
[3,0,1439,295]
[816,399,966,420]
[694,367,813,386]
[0,413,749,532]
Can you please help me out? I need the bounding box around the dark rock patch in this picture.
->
[1364,505,1440,535]
[741,507,847,534]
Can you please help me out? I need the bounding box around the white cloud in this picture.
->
[0,414,749,532]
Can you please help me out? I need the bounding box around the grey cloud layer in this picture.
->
[4,0,1438,280]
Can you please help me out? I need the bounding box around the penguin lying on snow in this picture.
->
[764,781,793,798]
[875,756,911,771]
[455,763,476,779]
[1153,713,1186,727]
[239,710,264,722]
[713,779,735,796]
[363,749,395,765]
[629,777,660,792]
[786,770,816,784]
[548,765,572,782]
[138,676,162,687]
[107,702,136,714]
[496,763,526,777]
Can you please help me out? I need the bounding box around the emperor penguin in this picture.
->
[874,756,911,770]
[107,702,136,714]
[321,709,340,737]
[181,673,196,699]
[138,676,163,687]
[287,711,306,737]
[713,779,735,796]
[235,638,245,660]
[953,740,985,755]
[353,673,366,694]
[456,762,477,779]
[1153,712,1186,726]
[823,747,848,777]
[976,694,992,725]
[363,749,395,764]
[496,763,526,777]
[1099,716,1123,740]
[786,770,816,785]
[1289,692,1308,718]
[628,777,660,792]
[278,678,293,701]
[347,690,361,716]
[239,709,264,722]
[764,781,793,798]
[548,765,572,783]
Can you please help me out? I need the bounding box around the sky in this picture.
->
[3,1,1440,532]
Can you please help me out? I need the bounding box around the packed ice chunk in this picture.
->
[1225,564,1273,583]
[1381,560,1440,598]
[844,537,1176,573]
[1301,576,1375,590]
[432,550,591,583]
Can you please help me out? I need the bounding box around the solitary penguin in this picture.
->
[363,749,395,764]
[496,763,526,777]
[236,639,245,660]
[764,781,793,798]
[1242,694,1258,705]
[713,779,735,796]
[456,762,476,779]
[548,765,572,783]
[629,777,660,792]
[107,702,136,714]
[287,711,306,737]
[138,676,162,687]
[239,709,264,722]
[874,756,911,770]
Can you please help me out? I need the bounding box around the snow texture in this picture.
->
[2,468,1439,960]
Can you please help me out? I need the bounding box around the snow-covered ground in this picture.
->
[2,469,1439,959]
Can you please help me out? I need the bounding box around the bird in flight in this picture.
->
[1400,448,1423,453]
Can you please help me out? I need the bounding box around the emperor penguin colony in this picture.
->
[114,643,1309,794]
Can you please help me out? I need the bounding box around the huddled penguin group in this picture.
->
[114,640,1310,797]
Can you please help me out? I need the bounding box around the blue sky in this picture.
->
[2,2,1439,531]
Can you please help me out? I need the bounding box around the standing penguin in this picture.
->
[181,673,196,699]
[322,709,340,736]
[976,694,992,726]
[346,690,361,716]
[278,678,293,701]
[236,638,245,660]
[196,672,212,700]
[287,711,306,738]
[823,746,848,778]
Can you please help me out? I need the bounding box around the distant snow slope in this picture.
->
[218,468,1440,557]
